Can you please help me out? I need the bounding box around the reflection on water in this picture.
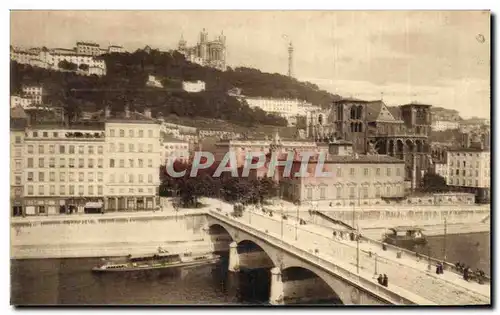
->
[11,232,490,305]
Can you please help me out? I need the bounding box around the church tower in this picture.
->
[288,41,294,77]
[178,34,187,53]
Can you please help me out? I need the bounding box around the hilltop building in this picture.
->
[178,29,226,71]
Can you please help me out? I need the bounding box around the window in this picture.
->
[467,179,472,186]
[27,145,34,154]
[396,168,401,176]
[129,159,134,168]
[129,129,134,138]
[15,136,21,144]
[15,175,21,185]
[462,170,466,176]
[98,159,103,168]
[60,172,66,182]
[88,185,94,195]
[386,168,391,176]
[69,185,75,195]
[139,130,144,137]
[375,187,381,198]
[148,174,153,183]
[38,145,44,154]
[27,172,34,181]
[15,160,21,170]
[307,188,312,199]
[320,187,326,199]
[69,172,75,182]
[79,172,84,182]
[148,159,153,168]
[119,159,125,168]
[88,159,94,168]
[42,132,48,138]
[98,146,103,154]
[109,159,115,168]
[475,180,479,186]
[450,161,454,167]
[110,174,115,183]
[119,174,124,183]
[88,172,94,182]
[463,161,466,167]
[38,158,44,168]
[109,143,115,152]
[78,158,85,168]
[50,185,55,196]
[49,145,55,154]
[139,174,144,183]
[363,168,369,176]
[139,143,144,152]
[27,158,33,168]
[97,186,103,195]
[362,187,368,198]
[147,144,153,152]
[78,185,84,196]
[119,143,124,152]
[456,169,459,175]
[138,159,144,167]
[109,129,115,137]
[59,185,65,195]
[386,186,391,195]
[49,172,55,182]
[88,146,94,154]
[350,168,355,176]
[119,129,125,137]
[129,144,134,152]
[47,157,55,168]
[462,179,465,186]
[32,131,38,137]
[129,174,134,183]
[27,185,33,195]
[39,185,44,195]
[69,145,75,154]
[69,158,75,168]
[148,130,153,138]
[59,145,65,154]
[98,172,103,182]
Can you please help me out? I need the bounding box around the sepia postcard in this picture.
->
[9,10,491,306]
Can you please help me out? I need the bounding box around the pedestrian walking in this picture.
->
[463,266,470,281]
[377,274,383,285]
[382,274,388,287]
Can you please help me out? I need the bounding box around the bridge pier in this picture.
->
[228,241,240,272]
[269,267,284,305]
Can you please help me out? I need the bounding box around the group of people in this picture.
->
[332,230,360,242]
[377,274,389,287]
[455,262,486,283]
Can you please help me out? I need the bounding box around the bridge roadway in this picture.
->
[203,199,490,305]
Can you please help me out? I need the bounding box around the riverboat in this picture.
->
[383,226,427,246]
[92,248,220,273]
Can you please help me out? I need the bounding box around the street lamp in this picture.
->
[280,202,284,239]
[443,216,448,263]
[356,224,360,274]
[295,204,299,241]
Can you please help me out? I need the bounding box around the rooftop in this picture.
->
[293,154,405,164]
[448,147,490,153]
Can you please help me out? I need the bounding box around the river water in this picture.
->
[11,232,490,305]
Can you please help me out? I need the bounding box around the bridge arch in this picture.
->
[281,266,344,304]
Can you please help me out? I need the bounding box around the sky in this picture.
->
[10,11,490,119]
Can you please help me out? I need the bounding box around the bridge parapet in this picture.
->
[208,210,434,305]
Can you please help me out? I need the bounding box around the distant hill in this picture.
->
[10,48,341,128]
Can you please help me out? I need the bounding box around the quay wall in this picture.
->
[11,212,215,259]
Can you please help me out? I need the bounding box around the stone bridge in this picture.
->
[206,210,433,305]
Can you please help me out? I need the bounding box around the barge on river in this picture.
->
[383,226,427,246]
[92,248,220,273]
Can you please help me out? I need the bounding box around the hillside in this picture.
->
[10,48,341,128]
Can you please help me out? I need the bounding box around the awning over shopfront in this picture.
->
[84,202,103,208]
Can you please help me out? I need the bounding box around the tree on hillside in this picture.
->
[58,60,78,71]
[422,173,449,193]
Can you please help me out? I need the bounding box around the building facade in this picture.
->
[446,148,490,203]
[21,85,43,104]
[178,29,226,71]
[431,120,459,131]
[182,80,206,93]
[162,137,190,165]
[104,109,162,212]
[10,107,162,216]
[280,155,406,205]
[244,97,319,126]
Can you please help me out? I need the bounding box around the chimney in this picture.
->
[144,108,152,119]
[125,105,130,118]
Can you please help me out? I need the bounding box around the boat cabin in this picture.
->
[387,226,425,239]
